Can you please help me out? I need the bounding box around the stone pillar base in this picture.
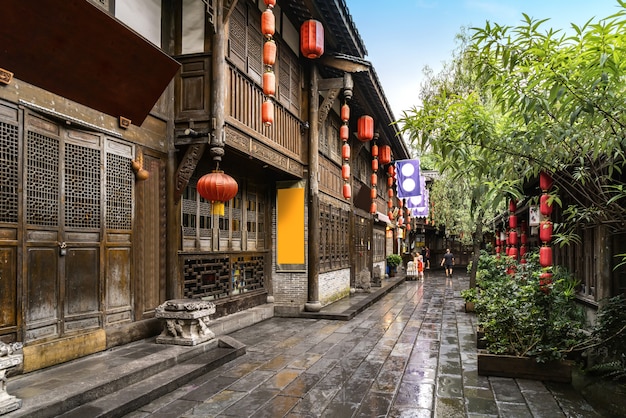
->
[155,300,216,346]
[1,347,23,416]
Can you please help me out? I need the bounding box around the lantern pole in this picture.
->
[305,64,322,312]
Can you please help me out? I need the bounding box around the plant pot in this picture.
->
[477,352,573,383]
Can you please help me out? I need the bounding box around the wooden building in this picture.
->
[0,0,409,372]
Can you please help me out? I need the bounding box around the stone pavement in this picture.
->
[120,270,606,418]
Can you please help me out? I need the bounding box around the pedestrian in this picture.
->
[417,254,424,280]
[422,246,431,269]
[441,248,455,277]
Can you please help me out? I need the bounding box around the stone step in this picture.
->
[56,336,245,418]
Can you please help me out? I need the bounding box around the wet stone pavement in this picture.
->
[125,271,604,417]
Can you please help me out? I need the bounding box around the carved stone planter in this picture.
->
[0,342,23,415]
[478,352,573,383]
[155,299,216,346]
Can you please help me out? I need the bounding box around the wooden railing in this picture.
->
[226,63,303,158]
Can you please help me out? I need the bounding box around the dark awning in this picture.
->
[1,0,180,125]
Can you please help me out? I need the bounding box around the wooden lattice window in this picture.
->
[319,203,350,272]
[0,120,19,223]
[65,143,101,229]
[26,131,60,226]
[228,1,263,84]
[277,41,301,114]
[106,151,133,230]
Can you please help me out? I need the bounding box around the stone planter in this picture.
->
[478,352,573,383]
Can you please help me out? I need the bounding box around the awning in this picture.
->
[375,212,392,226]
[1,0,181,125]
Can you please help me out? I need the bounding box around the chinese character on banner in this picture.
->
[395,159,421,198]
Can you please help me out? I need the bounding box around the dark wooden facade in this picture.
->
[0,0,409,371]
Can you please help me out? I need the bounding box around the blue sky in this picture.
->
[344,0,623,119]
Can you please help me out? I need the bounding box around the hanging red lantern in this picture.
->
[540,221,553,243]
[540,193,553,216]
[388,188,394,198]
[300,20,324,59]
[509,199,517,213]
[262,100,274,125]
[521,231,528,245]
[370,202,377,214]
[341,164,350,180]
[509,246,518,260]
[495,237,501,246]
[261,9,275,38]
[343,183,351,199]
[379,145,391,165]
[539,171,554,192]
[371,144,379,157]
[398,199,403,208]
[341,104,350,121]
[342,143,350,160]
[406,223,411,231]
[263,0,276,6]
[263,71,276,96]
[371,173,377,185]
[197,170,239,216]
[263,40,276,65]
[387,164,395,177]
[370,187,377,199]
[539,246,553,267]
[387,176,393,188]
[495,246,501,254]
[372,159,379,172]
[357,115,374,142]
[340,125,349,141]
[387,200,393,209]
[509,215,518,229]
[509,230,518,245]
[520,245,527,257]
[388,211,394,220]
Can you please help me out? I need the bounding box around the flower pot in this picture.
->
[477,352,573,383]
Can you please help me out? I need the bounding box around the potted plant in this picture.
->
[386,254,402,276]
[472,250,587,382]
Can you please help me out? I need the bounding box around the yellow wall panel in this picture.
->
[277,187,305,265]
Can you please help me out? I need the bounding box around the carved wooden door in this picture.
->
[23,113,102,342]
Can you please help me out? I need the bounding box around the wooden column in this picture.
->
[305,65,321,312]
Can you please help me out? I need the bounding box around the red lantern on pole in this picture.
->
[371,144,379,157]
[509,246,518,260]
[300,20,324,59]
[370,187,377,199]
[509,231,518,246]
[372,159,379,172]
[263,40,276,65]
[341,164,350,180]
[540,221,553,243]
[371,173,377,185]
[379,145,391,165]
[509,199,517,212]
[342,143,350,160]
[539,246,553,267]
[343,183,351,199]
[387,176,393,188]
[261,9,275,38]
[341,103,350,121]
[509,215,518,229]
[197,170,239,216]
[262,100,274,126]
[263,71,276,96]
[540,194,553,216]
[357,115,374,142]
[370,202,377,214]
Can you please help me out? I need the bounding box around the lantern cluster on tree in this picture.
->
[508,199,518,261]
[370,135,378,214]
[197,170,239,216]
[519,219,528,263]
[261,0,276,126]
[539,171,555,291]
[341,101,351,199]
[300,20,324,59]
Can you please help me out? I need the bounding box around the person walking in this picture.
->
[422,246,431,269]
[441,248,455,277]
[417,255,424,280]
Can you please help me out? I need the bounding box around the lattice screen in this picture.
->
[26,131,59,226]
[106,152,132,230]
[0,121,18,223]
[65,143,101,229]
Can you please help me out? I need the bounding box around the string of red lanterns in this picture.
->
[539,171,554,292]
[370,136,378,214]
[341,101,351,199]
[261,0,276,126]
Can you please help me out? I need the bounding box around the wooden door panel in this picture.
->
[105,246,131,321]
[65,248,99,316]
[26,247,59,339]
[0,247,17,329]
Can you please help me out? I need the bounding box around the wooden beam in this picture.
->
[319,55,370,73]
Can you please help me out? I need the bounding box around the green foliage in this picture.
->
[587,295,626,380]
[386,254,402,269]
[472,251,587,363]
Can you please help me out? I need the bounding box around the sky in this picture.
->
[344,0,623,120]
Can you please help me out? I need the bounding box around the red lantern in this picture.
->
[342,143,351,160]
[263,0,276,6]
[197,170,239,216]
[540,193,553,216]
[261,9,275,38]
[509,231,518,246]
[495,237,501,246]
[521,231,528,245]
[387,176,393,188]
[379,145,391,165]
[387,164,395,176]
[357,115,374,142]
[371,173,377,186]
[371,144,379,157]
[372,159,379,172]
[343,183,351,199]
[398,199,403,208]
[388,188,394,198]
[509,199,517,212]
[509,246,518,260]
[262,100,274,126]
[539,246,553,267]
[509,215,518,229]
[340,125,349,141]
[520,245,527,257]
[539,171,554,191]
[388,211,394,220]
[387,200,393,209]
[540,221,553,243]
[370,202,377,214]
[263,71,275,96]
[495,246,501,254]
[341,164,350,180]
[300,20,324,59]
[341,104,350,121]
[370,187,377,199]
[263,40,276,65]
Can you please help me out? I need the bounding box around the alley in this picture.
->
[123,271,601,418]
